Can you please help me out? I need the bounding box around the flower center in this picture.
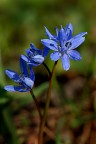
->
[65,42,72,48]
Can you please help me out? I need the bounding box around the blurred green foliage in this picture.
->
[0,0,96,75]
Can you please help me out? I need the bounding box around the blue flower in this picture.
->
[4,58,35,92]
[21,44,49,66]
[41,23,87,71]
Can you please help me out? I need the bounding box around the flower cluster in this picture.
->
[4,23,87,92]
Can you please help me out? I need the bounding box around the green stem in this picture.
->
[30,89,42,119]
[30,89,55,140]
[39,61,58,144]
[43,62,51,77]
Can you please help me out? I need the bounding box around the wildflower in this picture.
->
[21,44,49,66]
[4,58,35,92]
[41,23,87,70]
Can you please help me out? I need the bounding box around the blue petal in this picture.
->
[55,27,59,37]
[65,23,73,40]
[14,86,30,92]
[58,26,66,42]
[5,69,19,82]
[30,43,38,50]
[20,55,29,62]
[28,55,44,66]
[20,57,28,76]
[44,26,54,39]
[44,27,58,42]
[69,37,85,50]
[43,46,50,57]
[30,44,42,55]
[29,65,35,81]
[68,50,82,60]
[62,54,70,71]
[28,62,40,66]
[65,23,73,33]
[73,32,87,39]
[41,39,58,51]
[26,49,33,56]
[32,55,44,64]
[23,77,34,89]
[4,85,16,92]
[4,85,29,92]
[50,52,61,61]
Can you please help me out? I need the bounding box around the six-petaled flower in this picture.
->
[41,23,87,70]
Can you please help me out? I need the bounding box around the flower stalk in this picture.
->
[30,89,42,119]
[30,89,55,141]
[39,61,58,144]
[43,62,51,77]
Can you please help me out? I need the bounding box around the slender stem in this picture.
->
[43,62,51,77]
[39,61,58,144]
[30,89,42,119]
[30,62,51,119]
[30,89,55,140]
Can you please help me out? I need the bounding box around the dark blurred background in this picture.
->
[0,0,96,144]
